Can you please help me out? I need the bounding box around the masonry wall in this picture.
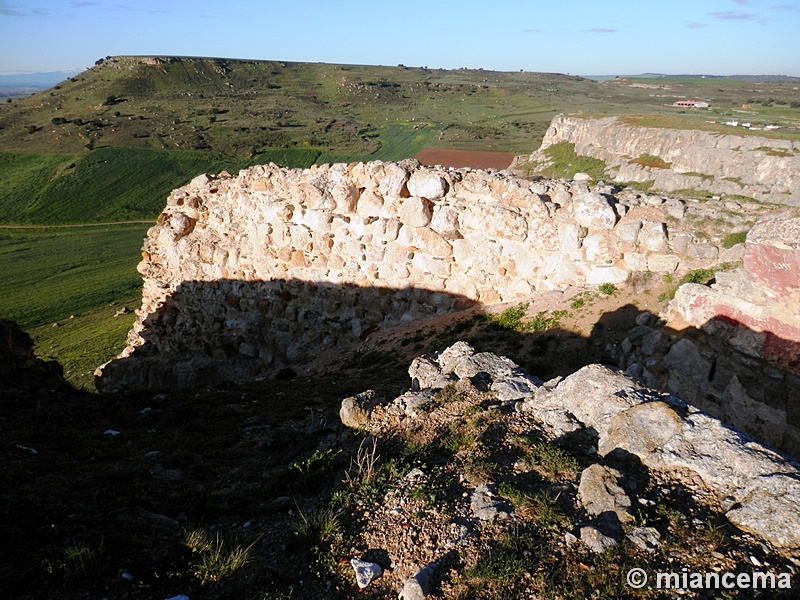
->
[97,160,722,392]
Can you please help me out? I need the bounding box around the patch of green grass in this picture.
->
[497,484,570,532]
[724,194,758,204]
[569,290,595,310]
[0,151,77,221]
[292,506,350,581]
[658,267,724,301]
[615,179,655,192]
[598,283,618,296]
[435,383,463,403]
[43,540,103,575]
[522,443,580,483]
[680,268,716,285]
[30,300,138,390]
[525,310,568,333]
[671,188,715,201]
[292,448,342,492]
[722,231,748,248]
[0,147,320,225]
[539,142,607,180]
[441,424,481,453]
[630,153,670,169]
[468,538,533,581]
[316,123,435,164]
[757,146,793,157]
[293,507,342,545]
[0,224,147,329]
[483,303,529,330]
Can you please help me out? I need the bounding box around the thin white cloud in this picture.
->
[0,1,24,16]
[521,28,544,33]
[708,10,757,19]
[586,28,618,33]
[686,21,710,29]
[706,10,771,23]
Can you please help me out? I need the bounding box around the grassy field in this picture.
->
[0,146,321,225]
[0,224,148,327]
[0,224,148,386]
[316,122,435,164]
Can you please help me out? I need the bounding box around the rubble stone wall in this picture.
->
[97,160,723,392]
[618,212,800,456]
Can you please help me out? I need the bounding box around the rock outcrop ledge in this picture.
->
[518,115,800,205]
[378,342,800,553]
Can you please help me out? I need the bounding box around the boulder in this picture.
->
[638,222,669,252]
[471,484,512,521]
[572,191,618,230]
[340,390,378,429]
[399,196,433,228]
[577,464,632,524]
[407,171,447,199]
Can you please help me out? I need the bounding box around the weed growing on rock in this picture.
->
[42,539,102,575]
[598,283,618,296]
[291,448,342,493]
[344,437,380,489]
[659,268,720,302]
[181,528,255,584]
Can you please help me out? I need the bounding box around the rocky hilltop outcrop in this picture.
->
[97,161,725,392]
[517,115,800,205]
[345,340,800,588]
[648,211,800,455]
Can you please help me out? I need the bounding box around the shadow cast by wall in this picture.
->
[96,278,477,393]
[97,276,800,459]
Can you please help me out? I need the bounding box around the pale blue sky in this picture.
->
[1,0,799,76]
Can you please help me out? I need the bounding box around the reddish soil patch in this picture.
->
[415,148,515,170]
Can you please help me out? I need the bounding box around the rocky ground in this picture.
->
[3,278,800,599]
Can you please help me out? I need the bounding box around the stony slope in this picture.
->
[4,328,800,599]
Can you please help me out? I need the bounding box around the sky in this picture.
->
[1,0,799,77]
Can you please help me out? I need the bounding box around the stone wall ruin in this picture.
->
[97,160,730,392]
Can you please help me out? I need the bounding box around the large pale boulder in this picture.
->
[398,196,433,227]
[407,171,447,199]
[572,190,617,230]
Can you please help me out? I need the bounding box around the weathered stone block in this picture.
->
[639,222,669,252]
[399,196,433,228]
[407,171,447,199]
[647,254,679,272]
